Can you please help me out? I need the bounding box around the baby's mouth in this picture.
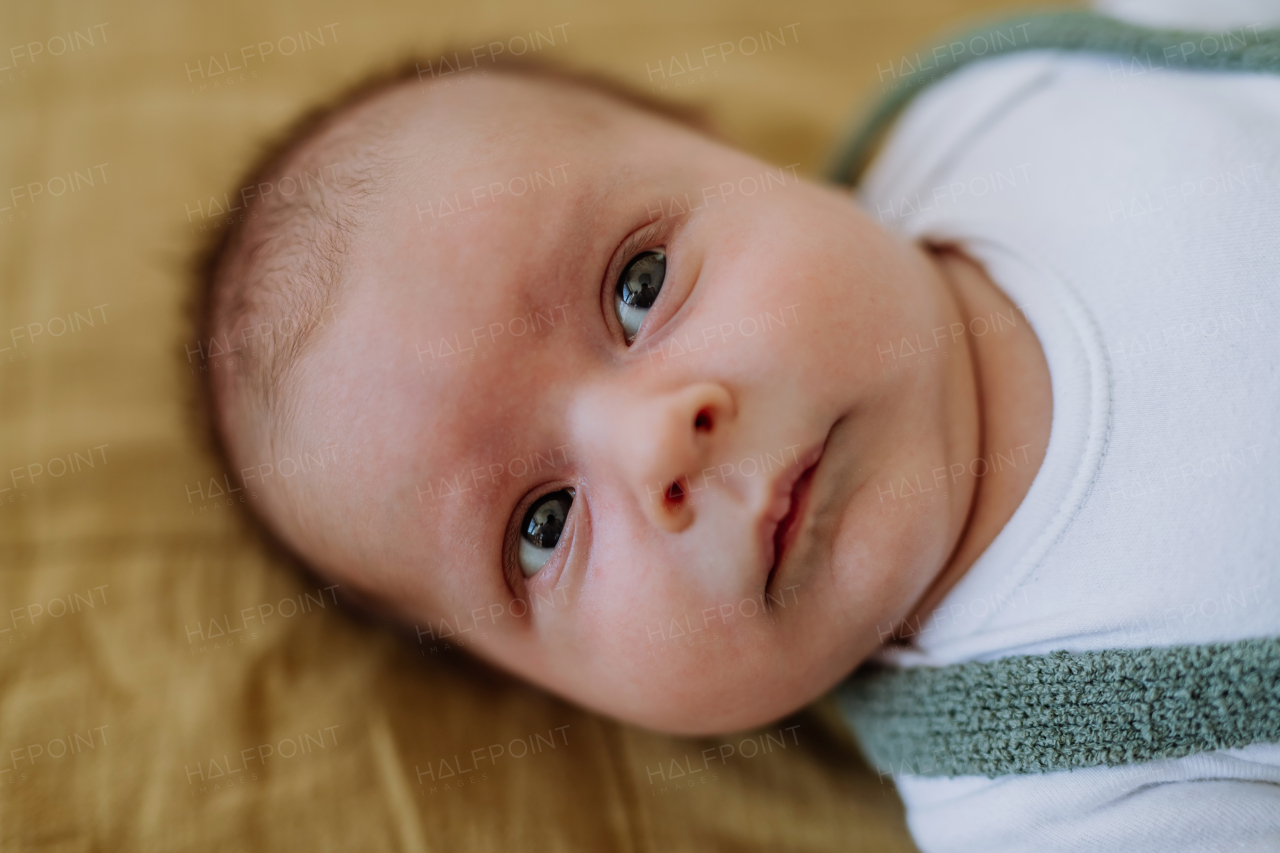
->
[761,440,827,589]
[771,462,818,581]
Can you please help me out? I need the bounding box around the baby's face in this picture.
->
[275,74,973,734]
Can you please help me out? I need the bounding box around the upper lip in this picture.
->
[757,438,826,583]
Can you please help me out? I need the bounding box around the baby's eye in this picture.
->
[518,488,574,577]
[615,250,665,343]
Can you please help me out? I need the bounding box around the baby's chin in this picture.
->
[609,680,821,738]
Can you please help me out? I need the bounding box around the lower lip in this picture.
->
[770,456,821,585]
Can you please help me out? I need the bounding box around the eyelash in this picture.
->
[605,218,672,346]
[502,486,563,594]
[501,217,676,596]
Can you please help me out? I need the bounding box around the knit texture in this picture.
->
[827,10,1280,186]
[837,637,1280,778]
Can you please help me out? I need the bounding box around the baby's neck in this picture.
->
[906,245,1053,627]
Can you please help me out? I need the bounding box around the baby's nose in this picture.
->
[599,381,736,533]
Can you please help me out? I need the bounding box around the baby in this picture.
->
[197,57,1049,735]
[195,5,1280,849]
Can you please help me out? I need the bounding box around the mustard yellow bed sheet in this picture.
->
[0,0,1040,849]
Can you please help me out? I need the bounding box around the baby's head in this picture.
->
[199,59,975,735]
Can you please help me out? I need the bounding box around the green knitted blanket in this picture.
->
[827,10,1280,186]
[838,637,1280,778]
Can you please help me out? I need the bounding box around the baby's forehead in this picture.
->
[340,81,675,322]
[305,146,592,485]
[366,71,637,176]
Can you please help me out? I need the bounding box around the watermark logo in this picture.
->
[2,304,108,365]
[1105,163,1266,224]
[644,303,801,368]
[876,305,1030,379]
[414,24,570,84]
[415,163,570,223]
[0,23,109,77]
[183,725,340,795]
[1,585,109,649]
[415,589,569,655]
[414,304,571,372]
[5,585,109,630]
[183,162,342,230]
[1109,584,1268,644]
[646,443,802,506]
[1103,443,1266,505]
[644,724,800,794]
[872,164,1031,224]
[1107,303,1269,364]
[0,725,108,782]
[415,725,570,795]
[416,444,570,504]
[644,24,800,92]
[1105,24,1266,85]
[646,585,800,644]
[875,22,1031,90]
[183,443,340,514]
[2,444,109,505]
[875,443,1036,512]
[185,305,341,377]
[184,585,339,655]
[183,24,340,94]
[0,163,109,222]
[645,165,800,223]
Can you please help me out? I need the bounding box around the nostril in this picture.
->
[654,476,695,531]
[694,408,712,432]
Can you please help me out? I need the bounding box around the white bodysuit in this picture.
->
[856,2,1280,850]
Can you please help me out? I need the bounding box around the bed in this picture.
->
[0,0,1037,848]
